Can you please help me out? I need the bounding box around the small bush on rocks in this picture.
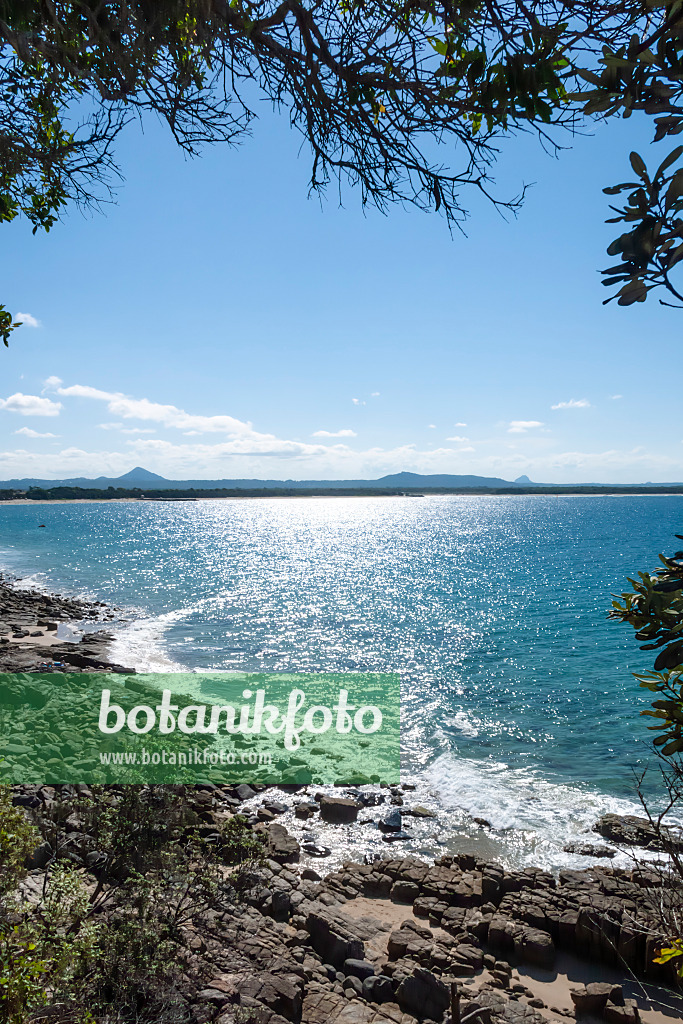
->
[0,784,264,1023]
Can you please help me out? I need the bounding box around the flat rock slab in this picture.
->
[302,983,417,1023]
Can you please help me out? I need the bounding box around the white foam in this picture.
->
[425,751,675,871]
[443,712,480,737]
[108,608,190,672]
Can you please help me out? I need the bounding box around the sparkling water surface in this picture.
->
[1,495,681,870]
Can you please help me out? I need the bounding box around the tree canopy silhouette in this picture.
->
[2,0,683,343]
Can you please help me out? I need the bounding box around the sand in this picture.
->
[0,498,141,504]
[338,897,683,1024]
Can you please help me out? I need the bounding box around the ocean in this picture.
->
[1,494,680,871]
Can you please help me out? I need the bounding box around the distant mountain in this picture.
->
[115,467,168,484]
[374,471,514,488]
[2,468,682,491]
[0,468,524,490]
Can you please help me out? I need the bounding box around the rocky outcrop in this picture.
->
[593,813,683,853]
[12,779,683,1024]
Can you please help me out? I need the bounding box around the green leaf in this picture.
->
[629,152,648,179]
[655,146,683,179]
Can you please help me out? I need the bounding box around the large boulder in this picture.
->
[363,975,395,1004]
[378,809,403,833]
[570,983,621,1016]
[344,958,375,981]
[593,813,683,852]
[305,906,365,968]
[319,796,359,824]
[264,823,300,864]
[207,970,303,1020]
[513,927,555,970]
[391,880,420,904]
[395,966,450,1020]
[387,925,433,962]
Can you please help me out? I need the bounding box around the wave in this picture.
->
[425,751,670,872]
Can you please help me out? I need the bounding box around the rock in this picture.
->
[295,803,318,820]
[563,843,616,858]
[593,813,683,852]
[608,985,625,1006]
[301,867,322,881]
[391,881,420,904]
[235,783,257,801]
[264,823,300,863]
[224,970,303,1019]
[26,840,52,869]
[196,988,230,1006]
[363,975,395,1004]
[396,967,450,1020]
[378,809,403,833]
[382,832,412,843]
[344,958,376,981]
[387,926,433,962]
[456,944,484,970]
[513,928,555,970]
[85,850,107,870]
[319,797,359,824]
[302,842,332,858]
[271,890,291,920]
[604,1000,640,1024]
[306,906,365,968]
[570,983,613,1014]
[301,983,411,1023]
[12,792,40,809]
[343,975,364,997]
[264,800,288,815]
[406,806,436,818]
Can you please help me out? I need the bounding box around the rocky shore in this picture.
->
[11,781,683,1024]
[3,578,683,1023]
[0,572,134,673]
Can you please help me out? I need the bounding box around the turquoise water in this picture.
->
[1,495,680,868]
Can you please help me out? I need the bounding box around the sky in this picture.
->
[0,100,680,484]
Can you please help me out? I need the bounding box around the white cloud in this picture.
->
[551,398,591,410]
[455,422,467,427]
[57,384,269,437]
[0,438,679,484]
[42,376,63,393]
[13,427,59,439]
[15,312,40,328]
[428,424,436,429]
[0,393,62,417]
[371,392,380,397]
[98,422,156,435]
[508,420,544,434]
[446,435,470,442]
[610,394,623,400]
[351,397,366,406]
[312,429,358,438]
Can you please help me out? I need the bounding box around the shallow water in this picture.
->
[1,494,680,870]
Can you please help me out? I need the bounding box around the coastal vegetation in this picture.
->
[610,535,683,977]
[2,1,683,345]
[0,784,263,1023]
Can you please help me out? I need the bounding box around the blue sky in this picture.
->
[0,105,680,483]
